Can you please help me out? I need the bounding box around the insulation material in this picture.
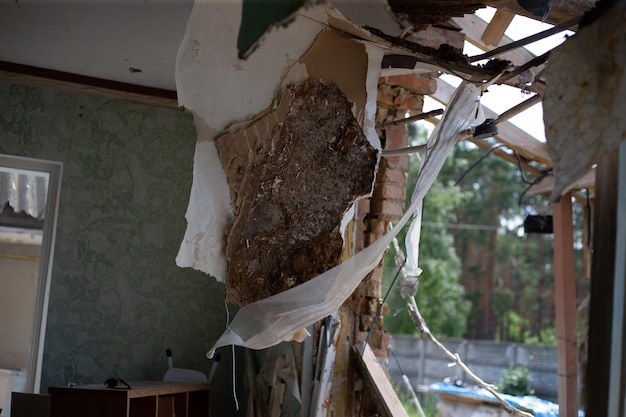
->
[216,80,378,306]
[175,0,329,280]
[543,3,626,201]
[207,82,484,356]
[174,138,233,281]
[212,28,384,305]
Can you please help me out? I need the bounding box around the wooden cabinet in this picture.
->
[48,381,210,417]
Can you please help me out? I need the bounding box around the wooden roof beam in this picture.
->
[431,77,552,165]
[481,9,516,46]
[452,13,544,90]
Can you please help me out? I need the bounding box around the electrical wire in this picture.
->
[358,257,407,417]
[224,301,239,411]
[453,142,553,209]
[454,143,507,186]
[389,346,426,417]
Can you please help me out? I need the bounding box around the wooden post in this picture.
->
[552,192,578,416]
[586,151,619,415]
[608,142,626,417]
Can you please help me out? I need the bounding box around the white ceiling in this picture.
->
[0,0,194,91]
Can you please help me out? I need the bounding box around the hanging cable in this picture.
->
[454,143,508,186]
[359,257,407,417]
[452,142,552,208]
[224,301,239,411]
[389,346,426,417]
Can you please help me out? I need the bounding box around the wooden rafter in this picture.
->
[432,78,552,165]
[452,13,545,94]
[481,9,516,46]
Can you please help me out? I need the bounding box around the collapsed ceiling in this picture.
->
[2,0,624,415]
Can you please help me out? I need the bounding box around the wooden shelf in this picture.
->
[48,381,210,417]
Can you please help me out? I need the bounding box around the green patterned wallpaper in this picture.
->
[0,82,243,414]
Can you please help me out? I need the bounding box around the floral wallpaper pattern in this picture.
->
[0,82,240,413]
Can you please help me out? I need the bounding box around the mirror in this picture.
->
[0,154,62,416]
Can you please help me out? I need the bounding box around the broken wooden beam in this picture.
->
[481,9,516,46]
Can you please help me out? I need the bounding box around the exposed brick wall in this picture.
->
[354,73,438,359]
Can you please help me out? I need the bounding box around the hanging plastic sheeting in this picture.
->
[207,82,484,358]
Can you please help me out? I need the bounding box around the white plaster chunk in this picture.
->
[175,140,233,282]
[543,4,626,201]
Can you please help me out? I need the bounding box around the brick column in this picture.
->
[356,73,437,359]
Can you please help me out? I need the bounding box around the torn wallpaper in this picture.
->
[543,3,626,201]
[207,82,484,356]
[174,0,329,280]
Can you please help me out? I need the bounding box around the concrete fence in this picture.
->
[387,335,559,403]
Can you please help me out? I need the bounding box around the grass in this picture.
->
[395,387,439,417]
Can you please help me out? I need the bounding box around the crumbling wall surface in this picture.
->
[216,80,379,305]
[543,2,626,201]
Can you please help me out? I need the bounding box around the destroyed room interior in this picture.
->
[0,0,624,416]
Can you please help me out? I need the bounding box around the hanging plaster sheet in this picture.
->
[207,82,484,356]
[543,2,626,201]
[174,0,330,281]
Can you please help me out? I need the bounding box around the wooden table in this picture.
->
[48,381,210,417]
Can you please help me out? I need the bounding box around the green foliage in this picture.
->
[384,130,470,337]
[383,123,589,343]
[499,365,534,396]
[524,327,557,346]
[394,387,438,417]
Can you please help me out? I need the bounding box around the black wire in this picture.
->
[517,170,552,208]
[389,346,406,376]
[452,141,553,209]
[358,257,407,417]
[454,143,507,186]
[511,149,536,185]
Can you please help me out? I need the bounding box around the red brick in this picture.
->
[385,124,409,148]
[383,74,437,95]
[385,154,410,170]
[377,168,407,184]
[393,93,424,111]
[380,332,393,352]
[370,198,405,219]
[376,87,395,107]
[372,183,406,201]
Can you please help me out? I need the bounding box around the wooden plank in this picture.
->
[552,193,579,417]
[431,78,552,165]
[586,151,619,416]
[269,356,286,417]
[608,143,626,417]
[452,14,538,65]
[0,61,179,110]
[424,116,545,177]
[481,9,516,46]
[452,14,545,95]
[353,343,409,417]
